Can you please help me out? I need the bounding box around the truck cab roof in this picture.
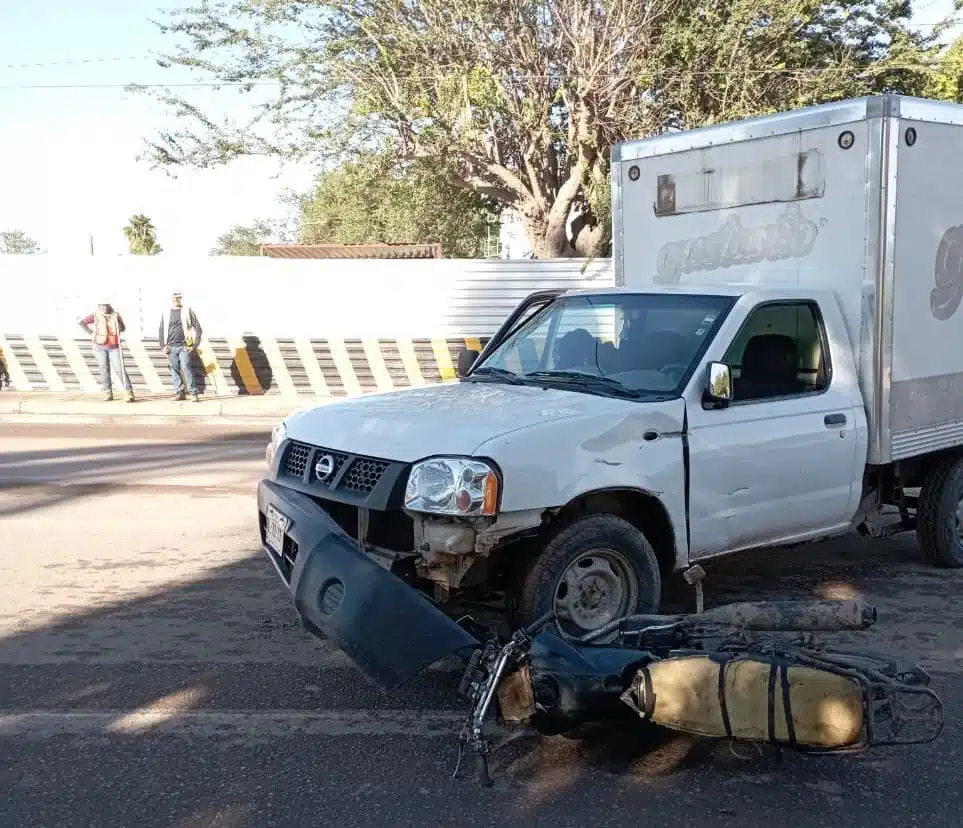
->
[559,283,841,304]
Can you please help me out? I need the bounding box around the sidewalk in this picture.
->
[0,391,319,426]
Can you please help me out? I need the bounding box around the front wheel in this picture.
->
[507,514,662,637]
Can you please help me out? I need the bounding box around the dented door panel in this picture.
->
[475,399,689,567]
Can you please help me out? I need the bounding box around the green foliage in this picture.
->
[148,1,958,257]
[210,220,277,255]
[0,229,42,254]
[298,153,499,257]
[926,36,963,102]
[123,214,163,255]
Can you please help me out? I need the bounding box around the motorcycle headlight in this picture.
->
[266,421,286,467]
[404,457,499,517]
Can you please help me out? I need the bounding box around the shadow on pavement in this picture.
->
[1,506,962,825]
[0,434,270,508]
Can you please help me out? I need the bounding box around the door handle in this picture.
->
[824,413,847,427]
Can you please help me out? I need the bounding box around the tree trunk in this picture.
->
[520,201,577,258]
[570,211,611,258]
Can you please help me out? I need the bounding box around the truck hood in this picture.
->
[283,381,645,462]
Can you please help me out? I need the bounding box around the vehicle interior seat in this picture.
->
[736,334,802,400]
[616,329,692,373]
[554,328,598,370]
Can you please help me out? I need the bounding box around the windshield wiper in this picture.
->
[522,371,643,399]
[466,366,525,384]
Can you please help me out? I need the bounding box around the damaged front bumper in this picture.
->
[257,479,481,690]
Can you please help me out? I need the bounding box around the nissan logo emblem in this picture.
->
[315,454,335,481]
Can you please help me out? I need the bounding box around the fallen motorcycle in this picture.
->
[262,528,943,787]
[452,598,944,786]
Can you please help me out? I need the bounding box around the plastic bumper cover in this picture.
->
[257,479,480,690]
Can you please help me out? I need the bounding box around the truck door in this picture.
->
[685,299,862,557]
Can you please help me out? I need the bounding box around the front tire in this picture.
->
[507,514,662,636]
[917,454,963,568]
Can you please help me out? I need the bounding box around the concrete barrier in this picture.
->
[0,333,492,396]
[0,255,616,395]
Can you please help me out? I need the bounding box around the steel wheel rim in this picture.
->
[553,547,638,633]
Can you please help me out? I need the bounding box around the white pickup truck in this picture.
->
[258,95,963,678]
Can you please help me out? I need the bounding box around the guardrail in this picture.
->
[0,334,492,396]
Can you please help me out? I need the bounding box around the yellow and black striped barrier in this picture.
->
[0,334,491,396]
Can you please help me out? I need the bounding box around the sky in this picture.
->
[0,0,959,257]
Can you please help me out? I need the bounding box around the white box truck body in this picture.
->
[612,94,963,466]
[257,96,963,674]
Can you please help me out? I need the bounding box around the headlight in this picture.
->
[266,421,286,467]
[404,457,499,517]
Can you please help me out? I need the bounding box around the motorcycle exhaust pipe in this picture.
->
[690,599,877,632]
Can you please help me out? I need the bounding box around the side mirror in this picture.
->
[704,361,733,407]
[457,348,480,378]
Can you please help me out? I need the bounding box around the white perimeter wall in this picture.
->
[0,255,615,339]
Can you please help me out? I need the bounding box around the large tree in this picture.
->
[0,229,42,254]
[298,152,499,257]
[145,0,950,258]
[123,214,163,255]
[210,219,277,255]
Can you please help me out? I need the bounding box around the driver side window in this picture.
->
[722,301,830,402]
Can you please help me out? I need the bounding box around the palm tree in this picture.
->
[123,214,163,255]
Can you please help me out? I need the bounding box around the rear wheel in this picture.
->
[917,454,963,568]
[507,514,662,636]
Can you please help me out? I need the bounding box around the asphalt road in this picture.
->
[1,422,961,827]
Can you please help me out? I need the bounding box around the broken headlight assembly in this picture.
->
[404,457,499,517]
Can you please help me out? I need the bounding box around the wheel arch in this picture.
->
[550,486,680,579]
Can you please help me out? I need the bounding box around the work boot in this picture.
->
[103,390,113,402]
[125,390,135,403]
[174,391,186,401]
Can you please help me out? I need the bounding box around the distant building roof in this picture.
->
[259,243,443,260]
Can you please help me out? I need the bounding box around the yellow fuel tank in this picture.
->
[632,655,865,748]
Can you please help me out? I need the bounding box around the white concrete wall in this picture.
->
[0,255,614,339]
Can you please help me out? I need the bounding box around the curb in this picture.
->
[0,413,283,427]
[0,397,299,426]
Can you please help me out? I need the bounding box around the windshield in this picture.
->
[470,292,735,397]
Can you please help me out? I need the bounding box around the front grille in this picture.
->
[280,441,393,497]
[343,458,390,494]
[284,443,311,478]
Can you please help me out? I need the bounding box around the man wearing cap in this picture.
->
[158,290,203,402]
[78,301,135,402]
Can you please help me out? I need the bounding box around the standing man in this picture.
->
[78,300,135,402]
[159,290,203,401]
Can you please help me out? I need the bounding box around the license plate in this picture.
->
[265,504,291,555]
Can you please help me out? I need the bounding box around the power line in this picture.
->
[1,56,154,71]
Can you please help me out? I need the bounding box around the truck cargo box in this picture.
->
[611,95,963,465]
